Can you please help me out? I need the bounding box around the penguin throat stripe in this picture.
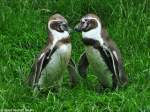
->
[82,38,100,48]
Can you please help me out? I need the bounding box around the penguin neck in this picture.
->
[82,24,104,46]
[48,30,69,46]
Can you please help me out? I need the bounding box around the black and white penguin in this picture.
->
[75,14,128,89]
[27,14,77,94]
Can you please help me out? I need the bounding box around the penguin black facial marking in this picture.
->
[75,18,98,32]
[83,19,98,32]
[87,19,98,31]
[50,21,69,32]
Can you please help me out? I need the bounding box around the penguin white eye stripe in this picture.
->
[48,20,67,31]
[82,17,98,22]
[49,20,63,22]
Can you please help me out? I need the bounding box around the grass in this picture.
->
[0,0,150,111]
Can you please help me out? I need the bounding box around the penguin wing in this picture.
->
[102,29,128,85]
[78,52,89,78]
[27,46,58,87]
[112,50,128,86]
[96,46,121,88]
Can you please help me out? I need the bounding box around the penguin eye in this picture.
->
[84,19,88,22]
[81,21,85,25]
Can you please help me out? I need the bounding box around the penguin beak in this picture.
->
[74,23,82,32]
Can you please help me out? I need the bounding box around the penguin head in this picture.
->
[48,14,70,33]
[74,14,101,32]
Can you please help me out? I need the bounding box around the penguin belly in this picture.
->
[38,44,71,90]
[85,46,113,88]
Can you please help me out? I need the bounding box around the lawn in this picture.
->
[0,0,150,111]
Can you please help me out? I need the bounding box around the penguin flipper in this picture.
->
[27,46,58,89]
[105,48,128,87]
[116,57,128,86]
[96,46,126,88]
[67,58,78,87]
[78,52,89,78]
[27,52,47,88]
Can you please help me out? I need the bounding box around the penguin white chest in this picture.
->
[39,44,71,87]
[46,44,71,71]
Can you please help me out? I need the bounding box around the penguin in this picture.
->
[74,14,128,89]
[27,14,77,94]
